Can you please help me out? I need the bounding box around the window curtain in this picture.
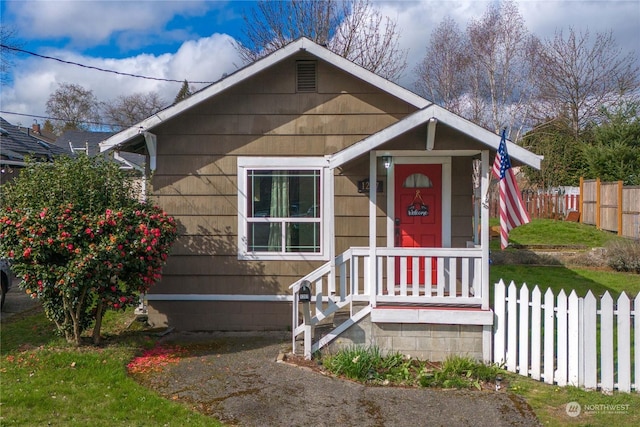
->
[268,172,290,251]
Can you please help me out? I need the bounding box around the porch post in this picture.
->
[480,149,490,310]
[481,149,492,362]
[369,152,377,307]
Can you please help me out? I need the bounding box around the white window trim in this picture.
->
[238,157,331,261]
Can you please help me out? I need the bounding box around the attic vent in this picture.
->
[296,61,317,92]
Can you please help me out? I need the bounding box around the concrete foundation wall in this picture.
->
[326,315,484,361]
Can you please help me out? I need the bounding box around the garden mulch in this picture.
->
[137,331,541,427]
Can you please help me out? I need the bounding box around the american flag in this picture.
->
[492,129,530,249]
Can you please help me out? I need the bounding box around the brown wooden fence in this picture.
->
[580,178,640,239]
[489,190,580,220]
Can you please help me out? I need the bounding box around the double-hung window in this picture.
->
[238,158,328,260]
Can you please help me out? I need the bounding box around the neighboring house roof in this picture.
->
[54,130,145,171]
[100,37,542,169]
[18,123,57,145]
[0,117,68,164]
[54,130,116,156]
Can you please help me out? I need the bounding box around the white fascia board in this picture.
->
[329,104,542,170]
[329,107,435,169]
[100,37,429,154]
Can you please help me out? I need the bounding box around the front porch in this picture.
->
[290,246,493,361]
[288,105,542,362]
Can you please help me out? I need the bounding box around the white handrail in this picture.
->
[291,246,486,358]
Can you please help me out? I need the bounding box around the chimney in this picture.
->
[32,121,41,134]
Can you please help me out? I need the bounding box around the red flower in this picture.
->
[23,247,32,258]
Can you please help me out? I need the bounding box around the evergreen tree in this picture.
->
[173,80,193,104]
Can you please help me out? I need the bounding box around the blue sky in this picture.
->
[1,0,638,128]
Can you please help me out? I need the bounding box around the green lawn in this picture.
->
[489,218,621,250]
[489,218,639,297]
[0,309,221,427]
[490,265,640,298]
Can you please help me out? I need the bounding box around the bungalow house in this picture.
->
[100,38,541,361]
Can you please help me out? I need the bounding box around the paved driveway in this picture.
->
[142,331,540,427]
[0,280,40,322]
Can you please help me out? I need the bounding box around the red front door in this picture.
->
[394,164,442,285]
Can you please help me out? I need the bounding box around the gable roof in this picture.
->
[0,117,68,163]
[100,37,429,153]
[329,104,542,169]
[99,37,541,170]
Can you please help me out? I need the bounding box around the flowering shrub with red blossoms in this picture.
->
[0,155,177,345]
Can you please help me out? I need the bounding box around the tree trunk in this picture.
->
[92,300,105,345]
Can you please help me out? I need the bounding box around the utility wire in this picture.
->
[1,44,215,84]
[0,110,121,129]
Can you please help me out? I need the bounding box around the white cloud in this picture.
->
[1,33,242,126]
[169,33,240,83]
[7,0,212,47]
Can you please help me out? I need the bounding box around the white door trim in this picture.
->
[383,155,452,248]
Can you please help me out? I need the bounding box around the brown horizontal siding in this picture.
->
[334,217,387,237]
[171,234,235,255]
[196,93,413,115]
[158,134,367,156]
[155,154,236,175]
[159,195,237,216]
[152,274,300,294]
[147,301,290,331]
[334,195,386,216]
[161,113,400,136]
[170,215,237,235]
[335,236,386,251]
[162,254,323,277]
[153,175,237,196]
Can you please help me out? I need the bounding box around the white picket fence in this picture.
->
[493,280,640,393]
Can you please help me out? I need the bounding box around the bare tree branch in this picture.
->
[45,83,101,134]
[533,27,640,138]
[235,0,407,81]
[102,92,166,131]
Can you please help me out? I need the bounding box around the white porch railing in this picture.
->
[290,246,486,358]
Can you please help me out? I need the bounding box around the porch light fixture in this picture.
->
[382,155,392,169]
